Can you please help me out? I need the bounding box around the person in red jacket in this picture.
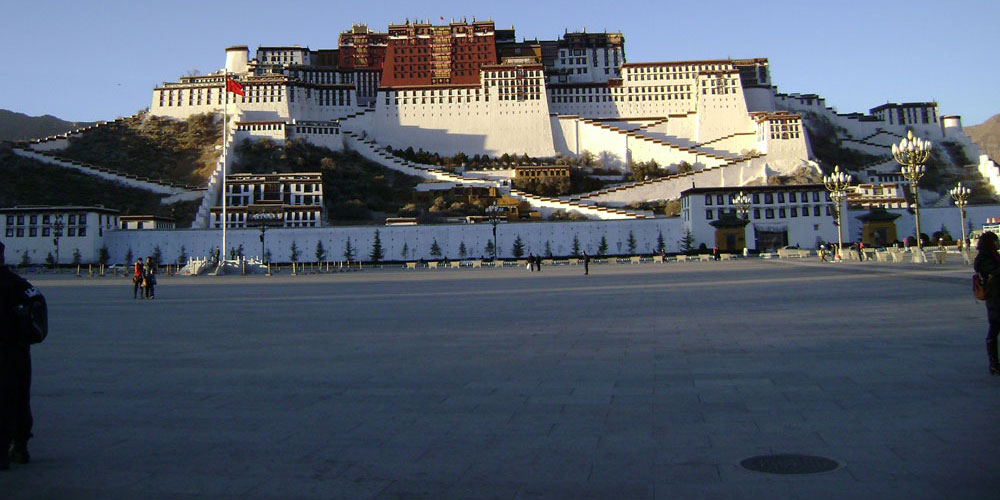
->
[132,259,144,299]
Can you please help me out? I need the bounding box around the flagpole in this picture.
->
[222,69,228,269]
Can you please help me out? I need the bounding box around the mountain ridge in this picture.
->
[0,109,97,142]
[966,114,1000,163]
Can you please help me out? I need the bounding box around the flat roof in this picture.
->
[680,183,826,196]
[0,205,120,214]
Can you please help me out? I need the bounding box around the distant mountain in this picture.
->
[0,109,96,142]
[966,114,1000,163]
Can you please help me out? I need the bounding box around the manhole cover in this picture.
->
[740,454,840,475]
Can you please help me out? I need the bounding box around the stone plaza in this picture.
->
[1,258,998,499]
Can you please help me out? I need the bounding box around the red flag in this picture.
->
[226,77,244,96]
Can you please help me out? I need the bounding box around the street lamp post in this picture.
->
[52,214,65,270]
[734,191,752,254]
[486,202,502,261]
[950,182,971,260]
[259,225,267,264]
[823,165,851,261]
[893,130,932,263]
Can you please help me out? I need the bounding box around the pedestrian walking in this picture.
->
[143,257,156,300]
[818,246,827,262]
[527,253,535,272]
[583,251,590,275]
[535,255,542,272]
[974,231,1000,376]
[857,242,865,261]
[132,259,144,299]
[1,241,42,470]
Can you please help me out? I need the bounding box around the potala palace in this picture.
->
[6,19,1000,265]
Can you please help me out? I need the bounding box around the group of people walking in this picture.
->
[132,257,157,300]
[525,254,543,272]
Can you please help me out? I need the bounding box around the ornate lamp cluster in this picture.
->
[892,130,932,259]
[949,182,971,252]
[734,191,751,220]
[823,166,852,260]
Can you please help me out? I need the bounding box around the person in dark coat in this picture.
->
[974,232,1000,376]
[583,251,590,275]
[0,241,35,469]
[143,257,156,299]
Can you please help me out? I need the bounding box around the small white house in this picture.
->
[680,184,842,251]
[1,206,120,265]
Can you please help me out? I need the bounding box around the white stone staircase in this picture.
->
[342,132,649,220]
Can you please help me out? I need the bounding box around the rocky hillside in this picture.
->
[233,138,423,222]
[801,113,996,203]
[0,143,200,224]
[56,111,222,186]
[0,109,95,142]
[966,114,1000,163]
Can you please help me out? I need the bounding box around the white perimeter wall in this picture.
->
[102,219,686,265]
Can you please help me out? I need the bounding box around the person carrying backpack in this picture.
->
[1,240,45,470]
[974,231,1000,376]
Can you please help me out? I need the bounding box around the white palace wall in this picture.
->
[372,87,556,157]
[103,218,686,265]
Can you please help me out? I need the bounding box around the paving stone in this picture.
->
[1,260,998,498]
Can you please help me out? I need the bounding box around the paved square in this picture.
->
[2,259,998,499]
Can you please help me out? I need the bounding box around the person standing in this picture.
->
[974,231,1000,376]
[132,259,144,299]
[527,253,535,272]
[0,241,36,469]
[535,255,542,272]
[144,257,156,300]
[583,251,590,275]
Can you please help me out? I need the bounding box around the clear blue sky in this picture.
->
[3,0,997,125]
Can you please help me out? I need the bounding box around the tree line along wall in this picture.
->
[102,218,685,265]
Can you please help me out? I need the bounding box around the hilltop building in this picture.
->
[139,18,993,234]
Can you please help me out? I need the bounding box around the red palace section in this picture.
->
[381,20,498,87]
